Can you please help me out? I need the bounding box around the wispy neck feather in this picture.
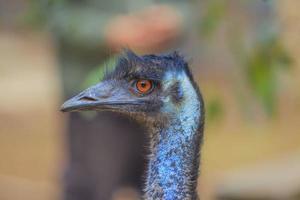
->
[145,74,203,200]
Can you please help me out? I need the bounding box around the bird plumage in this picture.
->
[61,50,205,200]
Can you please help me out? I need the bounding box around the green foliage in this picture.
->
[25,0,65,28]
[24,0,47,27]
[199,1,292,119]
[199,0,226,37]
[243,33,291,116]
[81,56,117,89]
[206,97,224,122]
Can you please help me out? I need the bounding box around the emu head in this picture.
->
[61,50,202,127]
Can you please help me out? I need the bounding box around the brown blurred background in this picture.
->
[0,0,300,199]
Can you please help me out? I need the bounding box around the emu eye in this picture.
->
[135,79,153,94]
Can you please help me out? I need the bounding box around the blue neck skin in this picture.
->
[145,107,201,200]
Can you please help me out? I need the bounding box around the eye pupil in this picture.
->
[135,80,153,94]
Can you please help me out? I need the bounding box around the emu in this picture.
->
[61,50,205,200]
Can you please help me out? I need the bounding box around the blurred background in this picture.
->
[0,0,300,199]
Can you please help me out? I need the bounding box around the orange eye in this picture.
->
[136,80,153,94]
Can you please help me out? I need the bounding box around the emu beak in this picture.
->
[61,81,140,112]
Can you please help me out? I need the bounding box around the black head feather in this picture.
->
[104,49,191,82]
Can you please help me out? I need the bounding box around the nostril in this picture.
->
[79,96,98,102]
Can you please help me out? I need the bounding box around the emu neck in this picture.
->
[145,83,202,199]
[145,117,201,200]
